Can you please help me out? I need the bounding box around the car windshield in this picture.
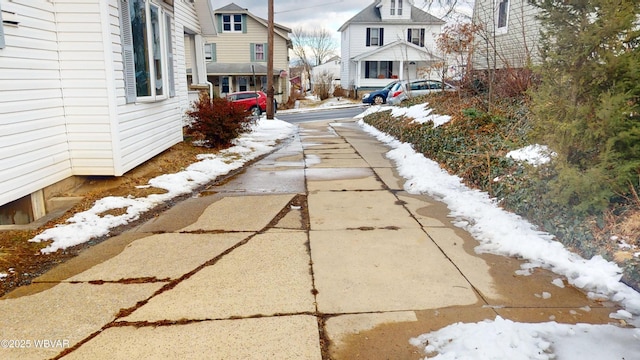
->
[384,81,398,90]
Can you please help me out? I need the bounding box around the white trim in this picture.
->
[495,0,509,35]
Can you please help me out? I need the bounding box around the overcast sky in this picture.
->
[221,0,474,41]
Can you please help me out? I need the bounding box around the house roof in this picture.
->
[205,62,284,76]
[214,2,292,35]
[337,0,444,32]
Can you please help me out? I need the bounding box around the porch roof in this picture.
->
[205,62,283,76]
[351,40,442,62]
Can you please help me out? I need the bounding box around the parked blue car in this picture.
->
[361,80,399,105]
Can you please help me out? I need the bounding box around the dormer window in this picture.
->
[222,14,242,32]
[390,0,402,16]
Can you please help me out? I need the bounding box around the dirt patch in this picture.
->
[0,141,221,297]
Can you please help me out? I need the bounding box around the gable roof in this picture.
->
[214,2,291,36]
[338,0,444,32]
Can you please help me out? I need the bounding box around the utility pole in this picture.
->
[266,0,274,119]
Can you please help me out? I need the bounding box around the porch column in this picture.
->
[193,34,207,84]
[356,60,361,88]
[399,60,404,81]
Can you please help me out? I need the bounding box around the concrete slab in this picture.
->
[308,190,418,230]
[123,231,315,321]
[68,233,250,282]
[0,283,161,360]
[310,229,479,313]
[372,167,405,190]
[479,251,612,309]
[306,157,370,168]
[325,311,418,350]
[306,168,385,191]
[65,315,322,360]
[273,208,304,229]
[396,192,450,228]
[133,195,221,233]
[180,194,295,232]
[423,227,500,300]
[328,306,498,360]
[210,140,306,194]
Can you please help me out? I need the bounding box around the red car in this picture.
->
[226,91,275,116]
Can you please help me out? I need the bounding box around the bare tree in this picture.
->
[291,27,338,92]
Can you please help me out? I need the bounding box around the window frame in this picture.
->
[397,0,403,16]
[120,0,175,103]
[254,43,265,61]
[496,0,509,34]
[366,27,384,47]
[222,14,243,32]
[390,0,395,15]
[205,43,217,62]
[407,28,425,47]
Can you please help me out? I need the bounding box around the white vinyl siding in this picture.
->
[0,1,71,207]
[0,0,197,208]
[472,0,541,69]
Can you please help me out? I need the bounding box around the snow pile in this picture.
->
[29,118,296,254]
[359,104,451,127]
[507,144,556,166]
[409,316,640,360]
[357,118,640,320]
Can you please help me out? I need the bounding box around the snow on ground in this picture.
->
[355,105,640,358]
[360,103,452,127]
[409,316,640,360]
[507,144,556,166]
[28,118,296,254]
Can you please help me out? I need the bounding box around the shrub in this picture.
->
[185,93,254,148]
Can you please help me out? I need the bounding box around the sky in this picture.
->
[4,99,640,357]
[221,0,475,44]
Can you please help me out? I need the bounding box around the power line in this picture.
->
[275,0,344,14]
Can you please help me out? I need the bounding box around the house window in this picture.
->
[365,61,392,79]
[205,43,217,62]
[497,0,509,29]
[120,0,174,102]
[390,0,395,15]
[398,0,403,15]
[223,14,242,32]
[250,43,267,62]
[254,43,264,61]
[366,27,384,47]
[221,76,229,93]
[407,28,425,47]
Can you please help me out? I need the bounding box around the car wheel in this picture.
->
[373,95,384,105]
[250,106,261,116]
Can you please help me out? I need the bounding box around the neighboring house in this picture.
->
[338,0,445,95]
[471,0,541,70]
[310,56,341,93]
[191,2,292,104]
[0,0,209,225]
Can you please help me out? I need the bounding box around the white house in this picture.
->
[338,0,445,94]
[310,56,341,93]
[0,0,209,225]
[471,0,541,70]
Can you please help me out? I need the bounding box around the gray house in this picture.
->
[471,0,541,70]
